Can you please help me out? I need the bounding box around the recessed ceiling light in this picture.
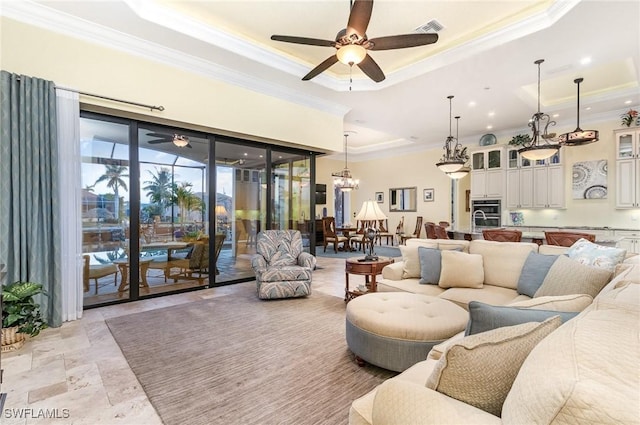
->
[488,111,495,117]
[580,57,592,65]
[585,107,592,111]
[259,155,263,158]
[278,156,283,159]
[486,125,493,130]
[552,113,560,118]
[243,152,248,156]
[468,101,476,107]
[625,100,632,105]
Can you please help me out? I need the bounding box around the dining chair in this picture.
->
[377,219,395,246]
[482,228,522,242]
[322,217,348,252]
[400,216,423,244]
[544,231,596,247]
[350,220,375,252]
[435,225,450,239]
[424,222,437,239]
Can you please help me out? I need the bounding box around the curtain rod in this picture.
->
[13,76,165,112]
[61,87,165,112]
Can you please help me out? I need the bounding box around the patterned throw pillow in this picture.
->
[566,238,626,272]
[426,316,562,417]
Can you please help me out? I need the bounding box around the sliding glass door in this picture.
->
[80,112,318,307]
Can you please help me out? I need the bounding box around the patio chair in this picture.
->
[83,254,118,294]
[251,230,316,300]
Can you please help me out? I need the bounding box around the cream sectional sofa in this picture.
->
[378,238,572,309]
[349,259,640,425]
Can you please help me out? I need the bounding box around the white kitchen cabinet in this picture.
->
[615,129,640,208]
[616,230,640,254]
[471,147,505,199]
[507,147,562,209]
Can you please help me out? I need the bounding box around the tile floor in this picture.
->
[2,255,386,424]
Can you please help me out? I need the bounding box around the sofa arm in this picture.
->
[251,255,267,272]
[381,262,404,280]
[297,252,317,269]
[372,380,501,425]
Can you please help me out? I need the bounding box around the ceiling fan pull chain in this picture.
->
[349,65,353,91]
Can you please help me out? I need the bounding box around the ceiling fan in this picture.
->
[146,132,192,148]
[270,0,438,82]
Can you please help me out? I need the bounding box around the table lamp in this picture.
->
[355,200,388,261]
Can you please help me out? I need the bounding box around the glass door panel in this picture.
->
[215,142,266,283]
[138,126,209,296]
[80,116,131,307]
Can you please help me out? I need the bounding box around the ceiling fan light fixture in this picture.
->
[173,135,189,147]
[336,44,366,65]
[559,78,599,146]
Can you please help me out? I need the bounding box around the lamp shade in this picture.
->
[336,44,367,65]
[355,200,387,221]
[447,166,470,179]
[518,145,559,161]
[436,161,465,173]
[215,205,228,216]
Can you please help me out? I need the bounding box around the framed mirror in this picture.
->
[389,187,417,212]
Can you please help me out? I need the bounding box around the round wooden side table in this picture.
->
[344,256,394,303]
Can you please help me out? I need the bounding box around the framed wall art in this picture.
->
[375,192,384,203]
[423,188,435,202]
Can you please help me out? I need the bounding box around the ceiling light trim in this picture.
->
[0,0,350,117]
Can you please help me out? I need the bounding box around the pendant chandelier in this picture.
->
[447,115,470,179]
[436,96,469,173]
[558,78,599,146]
[332,133,359,192]
[518,59,560,161]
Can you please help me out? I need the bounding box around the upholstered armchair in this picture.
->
[251,230,317,300]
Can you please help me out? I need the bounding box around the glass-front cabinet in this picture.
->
[615,129,640,208]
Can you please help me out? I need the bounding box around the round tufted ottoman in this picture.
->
[346,292,469,372]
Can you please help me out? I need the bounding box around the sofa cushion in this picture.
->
[469,240,538,290]
[418,247,442,285]
[507,294,593,312]
[516,251,559,297]
[377,278,445,297]
[439,285,520,311]
[535,255,612,298]
[465,301,577,336]
[400,240,438,278]
[436,240,470,252]
[502,286,639,424]
[258,266,312,282]
[566,238,627,272]
[426,316,561,417]
[438,251,484,289]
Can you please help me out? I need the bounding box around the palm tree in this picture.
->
[143,167,175,218]
[94,164,129,221]
[174,182,203,224]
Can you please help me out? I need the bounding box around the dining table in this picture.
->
[336,226,358,251]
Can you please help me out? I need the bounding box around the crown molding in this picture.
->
[0,0,350,117]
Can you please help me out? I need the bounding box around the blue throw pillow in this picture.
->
[517,251,559,297]
[418,247,441,284]
[465,301,578,336]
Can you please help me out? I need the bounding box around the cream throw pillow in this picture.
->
[438,250,484,289]
[400,240,437,278]
[426,316,562,417]
[534,255,612,298]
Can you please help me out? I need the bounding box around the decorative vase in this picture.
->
[1,326,26,352]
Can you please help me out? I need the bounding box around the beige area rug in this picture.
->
[106,283,396,425]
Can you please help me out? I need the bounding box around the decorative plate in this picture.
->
[479,134,497,146]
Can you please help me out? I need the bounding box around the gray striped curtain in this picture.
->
[0,71,62,327]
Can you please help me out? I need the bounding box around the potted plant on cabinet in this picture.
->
[1,281,48,352]
[508,134,532,146]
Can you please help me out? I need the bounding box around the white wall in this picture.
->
[0,17,344,153]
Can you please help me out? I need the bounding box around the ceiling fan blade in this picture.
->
[147,139,170,144]
[357,54,385,82]
[271,35,335,47]
[347,0,373,39]
[146,132,171,138]
[368,33,438,50]
[302,55,339,80]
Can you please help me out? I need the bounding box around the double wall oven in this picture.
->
[471,199,502,229]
